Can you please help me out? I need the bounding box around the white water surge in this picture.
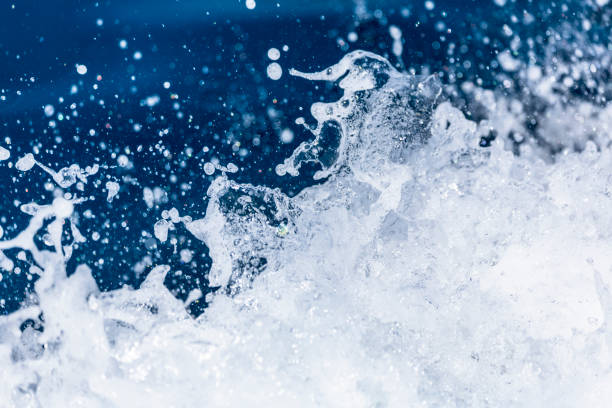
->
[3,51,612,407]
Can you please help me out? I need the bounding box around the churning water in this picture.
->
[3,1,612,407]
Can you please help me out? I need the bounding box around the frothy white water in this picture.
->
[3,51,612,407]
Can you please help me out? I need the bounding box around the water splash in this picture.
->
[15,153,100,189]
[278,50,441,185]
[2,49,612,407]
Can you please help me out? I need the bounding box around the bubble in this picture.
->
[266,62,283,80]
[245,0,256,9]
[0,146,9,161]
[133,51,143,60]
[118,39,128,49]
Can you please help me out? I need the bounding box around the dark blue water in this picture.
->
[0,0,603,315]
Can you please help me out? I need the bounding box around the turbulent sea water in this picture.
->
[3,0,612,406]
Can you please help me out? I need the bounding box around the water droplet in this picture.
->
[267,63,283,80]
[76,64,88,75]
[203,162,215,175]
[267,48,280,61]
